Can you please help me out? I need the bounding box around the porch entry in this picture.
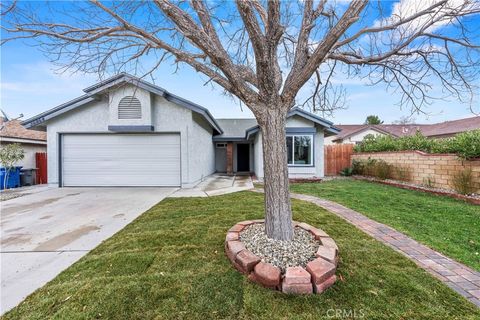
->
[236,143,250,172]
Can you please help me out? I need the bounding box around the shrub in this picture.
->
[354,134,398,153]
[373,160,393,180]
[354,130,480,160]
[422,176,435,188]
[452,168,475,195]
[351,158,394,180]
[395,166,412,182]
[339,167,354,176]
[352,159,366,175]
[451,130,480,160]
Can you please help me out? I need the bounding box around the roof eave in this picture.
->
[164,92,223,134]
[84,74,167,97]
[0,136,47,144]
[22,73,224,134]
[21,95,97,129]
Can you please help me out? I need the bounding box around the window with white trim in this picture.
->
[286,135,313,166]
[118,96,142,119]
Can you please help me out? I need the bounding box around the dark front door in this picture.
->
[237,144,250,172]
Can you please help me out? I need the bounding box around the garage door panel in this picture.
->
[62,134,181,187]
[63,174,180,187]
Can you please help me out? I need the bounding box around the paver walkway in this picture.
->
[255,189,480,308]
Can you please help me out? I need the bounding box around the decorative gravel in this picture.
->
[0,192,24,202]
[240,223,320,273]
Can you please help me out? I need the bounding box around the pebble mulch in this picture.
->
[240,223,320,273]
[0,192,24,202]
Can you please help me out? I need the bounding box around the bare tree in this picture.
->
[393,115,417,125]
[2,0,479,240]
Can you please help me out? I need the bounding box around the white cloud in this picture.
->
[378,0,479,34]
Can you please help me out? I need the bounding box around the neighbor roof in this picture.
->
[333,116,480,142]
[421,116,480,137]
[0,118,46,142]
[22,73,223,134]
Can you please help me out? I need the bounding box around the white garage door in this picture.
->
[61,134,181,187]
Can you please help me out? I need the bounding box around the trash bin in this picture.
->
[0,166,22,190]
[20,168,36,186]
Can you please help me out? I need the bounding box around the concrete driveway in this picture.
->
[1,187,176,314]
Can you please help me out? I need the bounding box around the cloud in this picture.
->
[377,0,479,34]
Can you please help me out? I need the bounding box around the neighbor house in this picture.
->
[22,73,339,188]
[325,116,480,145]
[0,117,47,169]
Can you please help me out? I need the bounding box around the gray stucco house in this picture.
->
[22,74,339,188]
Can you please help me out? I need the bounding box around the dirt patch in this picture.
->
[234,176,251,187]
[2,233,31,246]
[2,192,81,217]
[4,227,24,233]
[34,225,100,251]
[2,197,63,216]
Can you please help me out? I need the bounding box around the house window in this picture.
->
[286,135,313,166]
[118,96,142,119]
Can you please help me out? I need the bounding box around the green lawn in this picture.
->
[5,192,479,319]
[291,179,480,271]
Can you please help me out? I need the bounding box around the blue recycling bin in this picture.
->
[0,166,22,190]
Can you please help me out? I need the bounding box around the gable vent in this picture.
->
[118,96,142,119]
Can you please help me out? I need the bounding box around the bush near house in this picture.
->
[354,130,480,160]
[351,158,410,181]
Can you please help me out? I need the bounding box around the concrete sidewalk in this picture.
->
[169,174,254,197]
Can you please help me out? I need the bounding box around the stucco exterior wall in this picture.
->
[253,116,325,179]
[287,116,314,127]
[46,86,214,187]
[253,132,263,178]
[189,113,215,183]
[108,84,152,126]
[0,142,46,169]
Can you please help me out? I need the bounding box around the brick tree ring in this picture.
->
[224,220,339,294]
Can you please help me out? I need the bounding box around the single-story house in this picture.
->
[22,73,340,188]
[325,116,480,145]
[0,117,47,169]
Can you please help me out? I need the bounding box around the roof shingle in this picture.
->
[0,118,47,141]
[333,116,479,141]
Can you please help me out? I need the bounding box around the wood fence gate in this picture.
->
[324,144,354,176]
[35,152,48,184]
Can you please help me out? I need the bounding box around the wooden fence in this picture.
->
[35,152,48,184]
[324,144,354,176]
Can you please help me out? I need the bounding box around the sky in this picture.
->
[1,0,479,125]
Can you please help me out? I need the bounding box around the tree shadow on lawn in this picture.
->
[4,192,479,319]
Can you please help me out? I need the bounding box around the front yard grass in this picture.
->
[4,191,479,319]
[291,179,480,271]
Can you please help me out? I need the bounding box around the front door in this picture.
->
[237,144,250,172]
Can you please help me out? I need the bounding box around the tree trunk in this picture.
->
[260,107,294,241]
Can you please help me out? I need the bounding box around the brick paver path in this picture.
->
[274,191,480,308]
